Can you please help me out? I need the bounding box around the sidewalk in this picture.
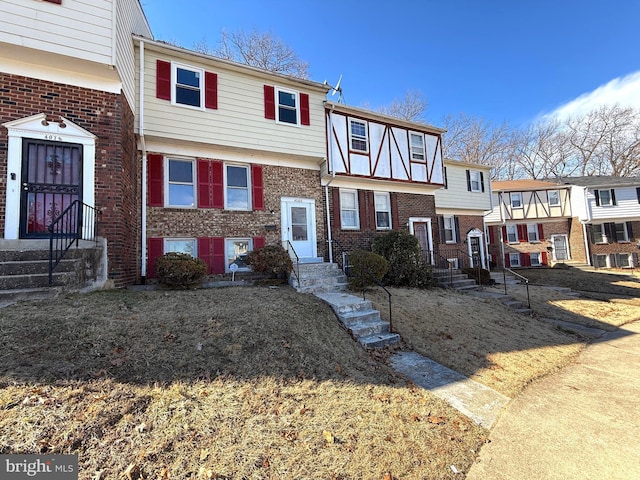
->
[466,320,640,480]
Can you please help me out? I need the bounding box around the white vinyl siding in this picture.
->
[434,161,491,212]
[141,48,327,161]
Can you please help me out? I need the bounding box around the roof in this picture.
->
[444,158,492,171]
[546,175,640,189]
[492,179,564,192]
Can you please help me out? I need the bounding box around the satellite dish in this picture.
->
[324,74,344,103]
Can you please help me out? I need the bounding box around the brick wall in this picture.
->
[146,162,324,254]
[0,73,140,286]
[586,220,640,261]
[568,217,587,263]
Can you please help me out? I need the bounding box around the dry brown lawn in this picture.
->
[0,287,485,480]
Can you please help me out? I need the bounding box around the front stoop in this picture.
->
[290,262,349,294]
[315,291,400,348]
[431,268,478,291]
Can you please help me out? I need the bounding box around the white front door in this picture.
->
[551,234,570,261]
[281,198,317,259]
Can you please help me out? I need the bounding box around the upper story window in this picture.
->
[340,189,359,229]
[374,192,391,230]
[166,158,195,207]
[225,165,250,210]
[548,190,560,206]
[443,216,456,243]
[174,64,203,108]
[511,192,523,208]
[410,133,425,161]
[466,170,484,192]
[506,225,518,243]
[527,224,539,242]
[595,188,616,206]
[277,88,299,124]
[349,119,368,153]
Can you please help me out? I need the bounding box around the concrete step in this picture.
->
[337,308,381,326]
[359,332,401,348]
[0,258,77,275]
[296,283,349,294]
[0,286,59,305]
[348,319,391,337]
[0,271,77,289]
[314,292,373,314]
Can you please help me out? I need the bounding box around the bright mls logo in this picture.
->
[0,455,78,479]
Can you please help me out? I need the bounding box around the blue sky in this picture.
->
[141,0,640,127]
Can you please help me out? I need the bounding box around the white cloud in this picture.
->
[540,71,640,122]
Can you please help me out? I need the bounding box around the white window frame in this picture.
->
[506,225,518,243]
[548,190,560,206]
[374,192,392,230]
[164,238,197,257]
[275,86,299,125]
[340,189,360,230]
[511,192,523,208]
[443,216,456,243]
[409,132,425,161]
[225,238,253,272]
[530,252,541,266]
[597,189,614,206]
[172,62,204,110]
[527,224,539,242]
[224,163,251,211]
[165,157,196,208]
[509,253,521,267]
[615,223,630,242]
[617,253,631,268]
[593,254,609,268]
[469,170,482,192]
[593,224,606,244]
[349,119,369,153]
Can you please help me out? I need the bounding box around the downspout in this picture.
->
[498,191,506,268]
[139,40,148,281]
[324,103,337,263]
[581,186,592,266]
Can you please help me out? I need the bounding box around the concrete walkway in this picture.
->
[467,320,640,480]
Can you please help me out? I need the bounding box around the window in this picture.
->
[593,224,606,244]
[548,190,560,206]
[615,223,630,242]
[469,170,482,192]
[167,158,195,207]
[410,133,425,160]
[506,225,518,243]
[530,252,541,266]
[174,64,203,108]
[596,189,615,206]
[511,192,523,208]
[277,87,298,125]
[165,239,196,257]
[443,216,456,243]
[593,254,609,268]
[443,166,448,189]
[616,253,631,268]
[225,165,250,210]
[340,189,359,229]
[374,192,392,229]
[509,253,521,267]
[349,119,368,152]
[226,238,252,272]
[527,224,539,242]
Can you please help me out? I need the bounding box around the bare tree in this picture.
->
[515,120,577,179]
[194,29,309,79]
[373,90,428,122]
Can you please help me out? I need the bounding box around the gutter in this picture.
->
[324,102,336,263]
[139,40,148,281]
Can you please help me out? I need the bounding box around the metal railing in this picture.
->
[504,268,531,309]
[425,250,456,287]
[285,240,300,288]
[48,200,98,286]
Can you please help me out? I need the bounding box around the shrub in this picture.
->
[155,252,207,288]
[346,249,389,290]
[245,244,293,278]
[462,267,492,285]
[372,230,435,289]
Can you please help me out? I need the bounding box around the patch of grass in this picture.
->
[0,287,485,479]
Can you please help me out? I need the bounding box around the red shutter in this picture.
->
[521,253,531,267]
[517,224,528,242]
[501,226,507,243]
[147,238,163,278]
[147,154,163,207]
[390,193,399,230]
[264,85,276,120]
[204,71,218,109]
[253,237,265,250]
[332,188,341,230]
[211,161,224,209]
[251,164,264,211]
[156,60,171,101]
[537,224,545,241]
[300,93,310,125]
[504,253,510,268]
[541,251,548,265]
[212,237,225,274]
[198,237,213,274]
[197,159,213,208]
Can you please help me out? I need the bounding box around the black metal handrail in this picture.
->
[48,200,98,286]
[505,268,531,309]
[285,240,300,288]
[455,248,483,286]
[425,250,456,287]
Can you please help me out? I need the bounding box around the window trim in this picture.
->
[511,192,523,209]
[593,224,606,244]
[506,225,518,243]
[339,188,360,230]
[469,170,482,192]
[224,163,252,211]
[409,132,425,161]
[164,238,197,257]
[165,157,196,208]
[374,192,392,230]
[548,190,560,206]
[596,188,614,206]
[593,254,609,268]
[530,252,541,266]
[275,86,300,126]
[443,216,456,244]
[615,222,630,242]
[509,253,521,267]
[225,238,253,273]
[527,223,540,242]
[348,118,369,153]
[171,62,205,110]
